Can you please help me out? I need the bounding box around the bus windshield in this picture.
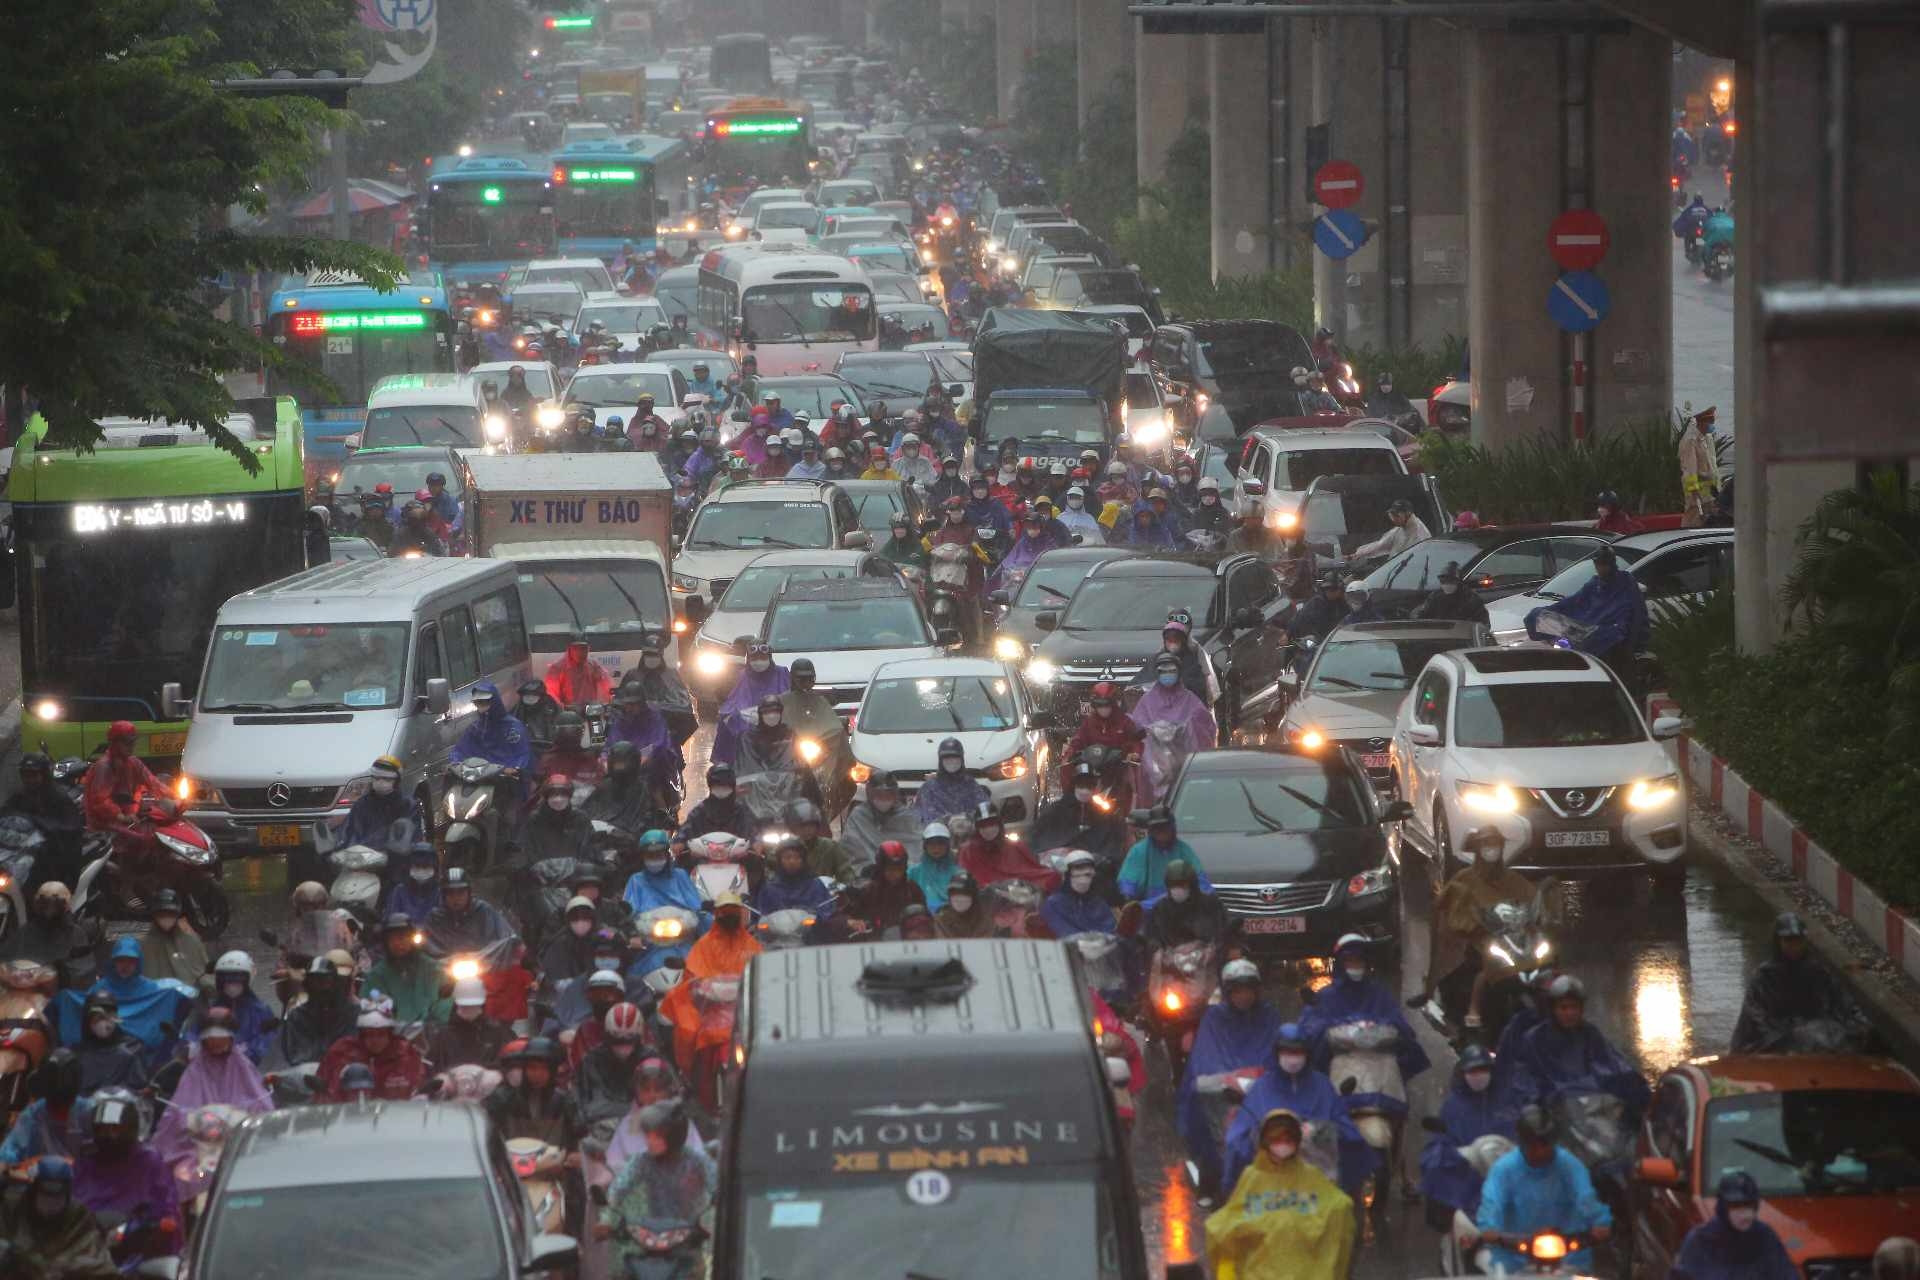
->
[428,183,554,263]
[268,324,450,408]
[707,132,809,185]
[741,284,875,343]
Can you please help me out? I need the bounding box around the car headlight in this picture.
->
[1025,658,1057,685]
[985,238,1000,253]
[536,406,564,429]
[335,775,372,808]
[1286,725,1326,751]
[1132,414,1169,447]
[672,572,704,594]
[990,756,1028,781]
[484,414,507,441]
[1345,863,1392,899]
[1266,507,1300,531]
[992,635,1025,661]
[1626,773,1681,810]
[694,650,730,677]
[1002,256,1018,273]
[1457,781,1519,814]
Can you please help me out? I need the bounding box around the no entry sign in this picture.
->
[1548,209,1610,272]
[1313,160,1363,210]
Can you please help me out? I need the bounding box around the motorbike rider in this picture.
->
[70,991,148,1095]
[752,834,838,926]
[1353,497,1432,562]
[840,770,922,865]
[622,827,706,955]
[270,952,358,1069]
[1031,759,1130,869]
[712,642,789,768]
[486,1037,585,1151]
[187,951,275,1065]
[859,444,899,481]
[1673,192,1710,243]
[363,913,447,1026]
[423,866,515,959]
[537,712,604,788]
[1411,561,1491,625]
[1297,935,1431,1185]
[451,681,534,811]
[780,658,848,792]
[844,842,926,936]
[877,512,928,570]
[1508,974,1651,1121]
[1523,545,1648,688]
[134,889,206,987]
[684,361,722,402]
[1057,485,1106,544]
[929,454,969,507]
[933,870,996,939]
[1174,959,1285,1200]
[628,396,671,452]
[578,741,651,836]
[426,977,512,1070]
[599,1101,716,1277]
[1118,807,1211,903]
[0,1155,118,1280]
[677,764,756,841]
[1364,373,1418,422]
[1702,204,1735,262]
[56,936,190,1065]
[1141,859,1233,952]
[1672,1170,1798,1280]
[908,823,959,911]
[1206,1109,1356,1280]
[1593,488,1642,535]
[80,721,159,830]
[5,753,84,890]
[545,636,615,713]
[575,999,653,1116]
[1418,1042,1517,1227]
[0,1050,83,1166]
[1129,654,1218,807]
[1474,1105,1611,1277]
[1731,910,1875,1053]
[958,799,1059,891]
[3,883,102,991]
[912,738,990,829]
[1040,850,1116,939]
[775,799,847,884]
[1060,683,1144,787]
[391,501,447,556]
[753,433,790,479]
[386,843,441,924]
[317,1001,426,1101]
[524,775,593,865]
[1287,571,1352,652]
[335,754,418,852]
[514,679,564,753]
[735,695,821,813]
[963,474,1012,543]
[821,446,854,481]
[71,1088,178,1253]
[1137,613,1208,702]
[1223,1023,1377,1199]
[1414,825,1552,1029]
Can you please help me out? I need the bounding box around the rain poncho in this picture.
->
[1129,679,1217,759]
[582,771,661,836]
[1731,934,1873,1053]
[682,922,759,980]
[912,772,989,827]
[989,526,1057,594]
[74,1145,179,1237]
[1295,971,1430,1117]
[1672,1187,1797,1280]
[1116,836,1210,902]
[1418,1067,1518,1216]
[188,988,278,1064]
[606,705,684,787]
[0,1100,78,1165]
[839,800,924,865]
[453,702,535,775]
[386,874,441,926]
[1224,1052,1378,1197]
[1526,568,1649,656]
[152,1047,273,1162]
[960,833,1060,891]
[677,793,756,841]
[847,873,926,933]
[908,853,960,911]
[1040,883,1116,939]
[934,897,997,938]
[752,867,837,919]
[1143,890,1234,950]
[271,988,359,1069]
[422,896,515,959]
[1205,1113,1356,1280]
[336,788,418,851]
[363,949,451,1026]
[572,1043,645,1125]
[1176,999,1286,1191]
[606,1096,707,1174]
[602,1144,718,1270]
[74,1032,148,1096]
[55,938,193,1058]
[521,806,593,866]
[962,496,1011,542]
[1029,795,1129,865]
[1058,504,1106,544]
[1475,1146,1610,1276]
[136,923,209,988]
[712,663,790,766]
[0,1195,118,1280]
[545,651,615,710]
[1509,1018,1651,1119]
[622,864,707,974]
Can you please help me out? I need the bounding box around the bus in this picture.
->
[424,154,557,284]
[10,400,308,765]
[265,271,457,477]
[549,137,690,261]
[710,33,773,94]
[703,97,812,193]
[696,243,876,375]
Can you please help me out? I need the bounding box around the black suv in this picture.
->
[1150,319,1318,433]
[1357,523,1617,617]
[1025,553,1293,733]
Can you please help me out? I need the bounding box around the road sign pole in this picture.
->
[1571,334,1587,443]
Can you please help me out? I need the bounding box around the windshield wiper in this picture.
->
[685,538,730,549]
[1034,582,1070,600]
[201,701,284,713]
[749,535,803,548]
[1732,1137,1803,1171]
[1272,781,1344,823]
[278,701,354,712]
[1313,675,1364,690]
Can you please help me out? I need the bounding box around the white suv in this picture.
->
[1231,426,1408,521]
[1389,647,1688,881]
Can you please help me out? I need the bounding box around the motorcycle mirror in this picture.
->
[1339,1075,1358,1095]
[1421,1115,1446,1134]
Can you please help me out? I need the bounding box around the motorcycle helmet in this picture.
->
[1716,1170,1760,1208]
[521,1036,563,1065]
[1221,958,1261,990]
[17,751,50,781]
[637,1099,690,1156]
[1596,488,1622,510]
[214,950,255,980]
[30,1155,75,1202]
[89,1087,146,1144]
[567,865,605,893]
[639,829,671,855]
[338,1062,377,1096]
[1456,1042,1496,1076]
[1773,910,1809,940]
[370,755,403,784]
[1546,973,1587,1003]
[452,977,487,1010]
[443,866,474,891]
[1462,826,1507,861]
[876,841,910,872]
[971,798,1002,827]
[1163,858,1198,888]
[1062,849,1097,876]
[785,798,823,829]
[518,678,546,704]
[1153,651,1181,675]
[706,763,737,789]
[936,737,964,767]
[1316,569,1345,593]
[1516,1104,1558,1145]
[150,889,182,916]
[1274,1022,1309,1053]
[291,881,329,912]
[1088,681,1119,709]
[106,720,137,745]
[604,1002,646,1042]
[1144,804,1176,831]
[946,870,979,898]
[790,657,816,683]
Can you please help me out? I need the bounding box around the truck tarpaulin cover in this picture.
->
[971,308,1125,408]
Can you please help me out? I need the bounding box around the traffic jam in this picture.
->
[0,12,1914,1280]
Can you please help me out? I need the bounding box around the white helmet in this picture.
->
[451,977,487,1008]
[215,950,255,978]
[922,822,951,841]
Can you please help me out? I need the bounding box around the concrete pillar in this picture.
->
[1135,27,1197,185]
[1210,32,1271,279]
[1311,19,1384,345]
[1467,27,1671,447]
[1405,22,1468,348]
[1075,0,1134,132]
[994,0,1032,120]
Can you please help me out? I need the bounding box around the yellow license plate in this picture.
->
[256,825,303,848]
[148,732,188,755]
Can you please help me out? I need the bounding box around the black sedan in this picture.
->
[1355,523,1616,617]
[987,544,1129,664]
[1164,747,1411,954]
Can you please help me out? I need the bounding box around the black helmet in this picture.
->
[1773,910,1809,940]
[706,763,737,788]
[1069,759,1098,783]
[866,768,898,792]
[1316,569,1345,593]
[338,1062,377,1095]
[150,889,183,915]
[637,1100,690,1155]
[756,693,783,717]
[32,1047,81,1106]
[1387,498,1413,516]
[1596,488,1622,509]
[1162,858,1197,886]
[946,870,979,897]
[518,678,545,701]
[1516,1104,1558,1144]
[937,736,964,761]
[790,657,816,678]
[607,740,641,770]
[972,799,1002,825]
[18,751,50,777]
[1457,1042,1496,1075]
[1144,803,1175,829]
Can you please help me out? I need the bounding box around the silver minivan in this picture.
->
[170,558,531,860]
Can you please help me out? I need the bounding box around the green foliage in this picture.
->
[1062,68,1136,241]
[927,19,997,123]
[201,0,363,73]
[1011,44,1080,190]
[1416,417,1689,523]
[1342,338,1466,405]
[350,56,477,173]
[0,0,399,467]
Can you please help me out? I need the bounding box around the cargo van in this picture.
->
[714,940,1160,1280]
[168,557,530,863]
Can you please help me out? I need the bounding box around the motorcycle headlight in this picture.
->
[1533,938,1552,960]
[1025,658,1057,685]
[537,405,565,430]
[448,957,481,982]
[1132,414,1169,447]
[992,635,1025,661]
[1626,773,1681,811]
[484,414,508,442]
[157,831,213,862]
[694,649,730,676]
[1457,780,1519,814]
[796,737,822,765]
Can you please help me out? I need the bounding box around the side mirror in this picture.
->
[1651,714,1688,740]
[1026,708,1056,731]
[160,681,191,720]
[1634,1156,1685,1188]
[1034,611,1059,633]
[425,678,452,716]
[947,384,964,398]
[670,534,682,552]
[936,627,961,647]
[525,1234,580,1273]
[1241,478,1267,499]
[1408,723,1441,748]
[681,595,709,625]
[986,590,1010,606]
[841,530,870,549]
[1380,799,1415,823]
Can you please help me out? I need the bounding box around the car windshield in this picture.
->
[653,351,737,383]
[737,1175,1116,1280]
[1705,1090,1920,1199]
[1309,636,1476,694]
[718,563,859,611]
[526,265,613,293]
[1531,543,1650,600]
[867,273,921,303]
[925,349,975,384]
[578,302,668,334]
[882,306,951,340]
[847,489,908,533]
[769,596,929,650]
[517,559,671,650]
[756,205,818,230]
[981,397,1109,445]
[1368,538,1488,595]
[360,406,480,449]
[837,355,932,401]
[1194,335,1295,378]
[686,501,833,550]
[1061,575,1215,630]
[201,623,411,712]
[1173,764,1370,834]
[514,289,584,323]
[567,371,677,407]
[337,455,462,499]
[1013,559,1102,609]
[1453,681,1645,748]
[754,380,859,418]
[849,244,916,273]
[200,1177,506,1280]
[741,284,876,343]
[1123,373,1159,411]
[1281,448,1401,489]
[860,674,1020,732]
[1078,309,1153,338]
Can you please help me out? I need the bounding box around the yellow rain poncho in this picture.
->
[1204,1110,1355,1280]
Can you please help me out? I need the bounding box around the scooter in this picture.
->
[1417,898,1555,1047]
[72,796,227,937]
[682,975,741,1115]
[604,1208,706,1280]
[442,758,521,872]
[1145,940,1218,1079]
[0,960,52,1123]
[1326,1020,1408,1205]
[170,1103,248,1233]
[685,831,753,903]
[506,1137,568,1235]
[1420,1122,1515,1276]
[1704,241,1734,282]
[0,817,44,943]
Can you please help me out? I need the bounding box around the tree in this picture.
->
[1011,45,1079,190]
[0,0,397,466]
[350,57,480,174]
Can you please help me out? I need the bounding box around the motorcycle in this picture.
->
[0,960,52,1122]
[607,1212,706,1280]
[1682,222,1707,265]
[1326,1019,1408,1204]
[979,877,1046,938]
[1420,1122,1515,1276]
[170,1103,247,1233]
[1145,940,1218,1079]
[1469,1229,1602,1277]
[681,975,740,1114]
[442,758,521,872]
[1704,241,1734,282]
[685,831,753,904]
[1100,1025,1137,1133]
[1418,898,1555,1047]
[72,796,227,937]
[507,1137,568,1235]
[927,541,980,650]
[0,816,44,942]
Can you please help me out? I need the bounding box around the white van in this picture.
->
[170,557,531,861]
[354,374,496,453]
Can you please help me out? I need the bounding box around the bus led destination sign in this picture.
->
[73,498,251,534]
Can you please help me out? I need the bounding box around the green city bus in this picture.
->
[9,398,308,764]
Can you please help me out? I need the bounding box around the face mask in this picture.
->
[940,758,962,774]
[748,658,771,674]
[948,894,973,914]
[997,469,1014,485]
[1069,871,1095,893]
[1343,965,1368,983]
[642,654,664,669]
[1727,1207,1757,1232]
[371,778,395,796]
[220,977,246,999]
[456,1004,483,1022]
[1201,494,1218,505]
[872,794,896,813]
[644,857,669,875]
[593,957,621,972]
[710,785,734,800]
[547,795,570,811]
[1095,706,1113,719]
[1074,787,1093,804]
[1278,1051,1307,1075]
[570,918,594,937]
[1169,886,1191,903]
[761,712,783,728]
[1464,1069,1493,1094]
[410,867,435,883]
[89,1017,116,1041]
[1067,496,1084,509]
[1266,1141,1298,1162]
[1444,581,1461,594]
[1157,673,1178,688]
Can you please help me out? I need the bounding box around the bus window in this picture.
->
[741,286,874,343]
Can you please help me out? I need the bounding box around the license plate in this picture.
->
[149,732,188,755]
[1361,752,1389,770]
[1545,829,1611,848]
[256,825,303,848]
[1242,917,1308,935]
